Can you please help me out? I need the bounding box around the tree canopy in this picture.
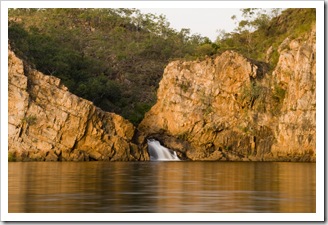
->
[215,8,315,68]
[8,8,315,124]
[9,8,218,124]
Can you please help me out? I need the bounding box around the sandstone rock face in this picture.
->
[271,26,316,160]
[8,48,148,161]
[139,28,316,162]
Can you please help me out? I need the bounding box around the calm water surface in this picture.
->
[8,161,315,213]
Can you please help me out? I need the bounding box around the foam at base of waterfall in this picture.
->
[147,139,180,161]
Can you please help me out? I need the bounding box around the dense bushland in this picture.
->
[8,8,315,124]
[9,8,217,124]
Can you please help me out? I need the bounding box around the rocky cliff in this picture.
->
[8,47,149,161]
[8,25,316,162]
[139,26,316,161]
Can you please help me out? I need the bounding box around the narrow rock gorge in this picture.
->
[139,26,316,162]
[8,25,316,162]
[8,47,149,161]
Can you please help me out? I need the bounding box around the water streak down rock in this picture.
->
[8,47,149,161]
[139,27,316,162]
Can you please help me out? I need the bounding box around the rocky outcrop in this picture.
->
[8,25,316,162]
[271,26,316,160]
[139,27,316,162]
[8,48,148,161]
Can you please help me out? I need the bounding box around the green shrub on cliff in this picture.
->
[271,83,287,115]
[238,80,287,115]
[21,115,37,126]
[239,82,263,109]
[8,152,16,162]
[273,84,286,103]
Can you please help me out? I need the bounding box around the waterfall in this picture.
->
[147,139,180,161]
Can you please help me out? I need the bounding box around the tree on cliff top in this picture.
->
[216,8,315,68]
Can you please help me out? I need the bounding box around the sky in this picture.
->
[139,8,242,42]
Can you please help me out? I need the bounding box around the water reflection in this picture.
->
[8,161,315,213]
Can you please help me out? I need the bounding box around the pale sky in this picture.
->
[139,8,242,42]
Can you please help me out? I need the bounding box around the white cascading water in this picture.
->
[147,139,180,161]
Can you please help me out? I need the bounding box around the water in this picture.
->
[147,139,180,161]
[8,161,315,213]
